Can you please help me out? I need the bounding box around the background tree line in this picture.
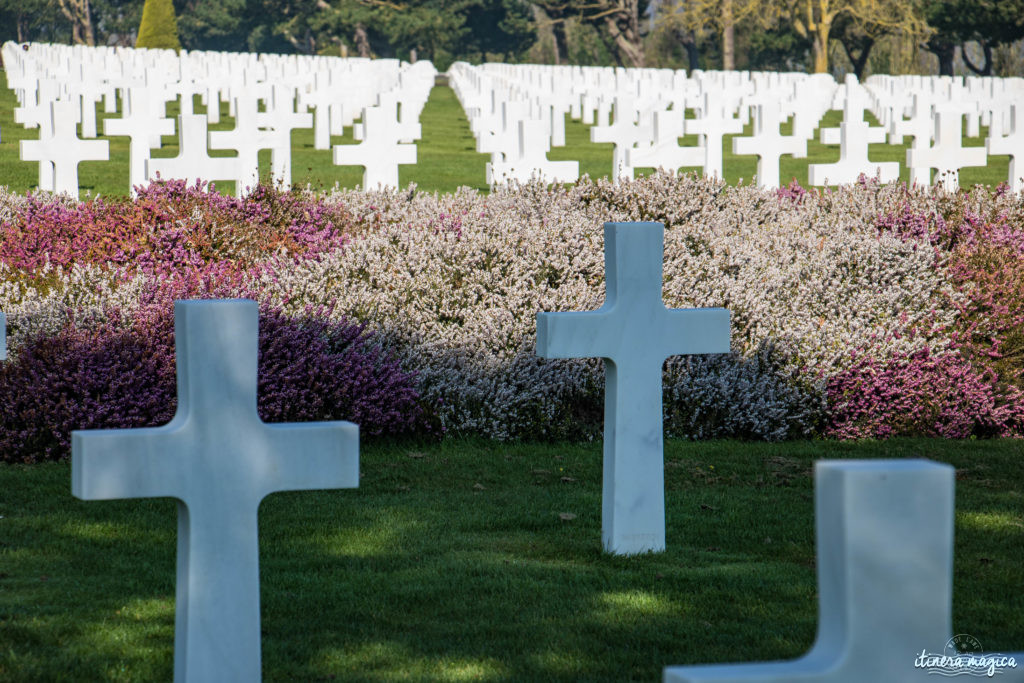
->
[1,0,1023,77]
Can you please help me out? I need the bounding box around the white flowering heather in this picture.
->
[250,174,959,440]
[0,263,148,357]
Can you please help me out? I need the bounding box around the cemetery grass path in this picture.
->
[0,70,1012,198]
[0,437,1021,682]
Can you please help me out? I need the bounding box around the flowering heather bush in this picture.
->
[826,347,1024,439]
[0,179,355,276]
[255,174,956,440]
[864,185,1024,436]
[0,302,425,463]
[1,174,1022,447]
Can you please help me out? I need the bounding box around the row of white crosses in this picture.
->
[3,41,437,197]
[331,61,436,188]
[449,62,579,185]
[450,61,1024,192]
[867,73,1024,192]
[63,222,1023,680]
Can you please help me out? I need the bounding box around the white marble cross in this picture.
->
[906,107,988,192]
[20,100,109,199]
[300,73,336,150]
[486,119,579,185]
[147,114,247,197]
[888,92,934,147]
[686,95,744,179]
[627,109,704,175]
[257,85,313,187]
[208,93,265,192]
[809,85,899,186]
[732,103,806,189]
[72,299,359,683]
[591,97,643,182]
[536,222,730,555]
[333,105,416,189]
[665,459,958,683]
[987,104,1024,193]
[103,87,175,196]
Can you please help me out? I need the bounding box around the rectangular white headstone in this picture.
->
[665,460,957,683]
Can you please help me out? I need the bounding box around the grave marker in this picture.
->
[627,109,704,175]
[103,87,175,195]
[147,114,247,197]
[333,105,416,189]
[536,222,730,555]
[73,299,359,683]
[906,107,987,192]
[208,93,265,192]
[732,103,805,189]
[686,95,744,179]
[808,84,899,185]
[665,460,955,683]
[591,97,642,182]
[20,100,109,199]
[987,104,1024,193]
[487,119,579,185]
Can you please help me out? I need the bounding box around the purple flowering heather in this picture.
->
[0,304,426,463]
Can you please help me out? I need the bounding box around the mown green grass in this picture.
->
[0,69,1012,198]
[2,438,1022,681]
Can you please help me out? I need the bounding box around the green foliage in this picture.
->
[173,0,246,51]
[136,0,181,51]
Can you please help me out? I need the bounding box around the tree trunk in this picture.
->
[82,0,95,46]
[812,20,830,73]
[842,37,874,80]
[961,41,992,76]
[680,30,699,72]
[927,39,955,76]
[721,0,734,70]
[354,23,371,58]
[552,20,568,65]
[600,0,644,67]
[57,0,95,46]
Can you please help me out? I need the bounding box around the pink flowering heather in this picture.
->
[826,346,1024,439]
[0,180,356,278]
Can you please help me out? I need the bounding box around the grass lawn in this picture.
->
[0,69,1013,198]
[1,438,1022,681]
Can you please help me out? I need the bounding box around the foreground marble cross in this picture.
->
[536,222,730,555]
[665,460,957,683]
[72,299,359,682]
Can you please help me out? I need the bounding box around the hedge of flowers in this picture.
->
[0,174,1021,462]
